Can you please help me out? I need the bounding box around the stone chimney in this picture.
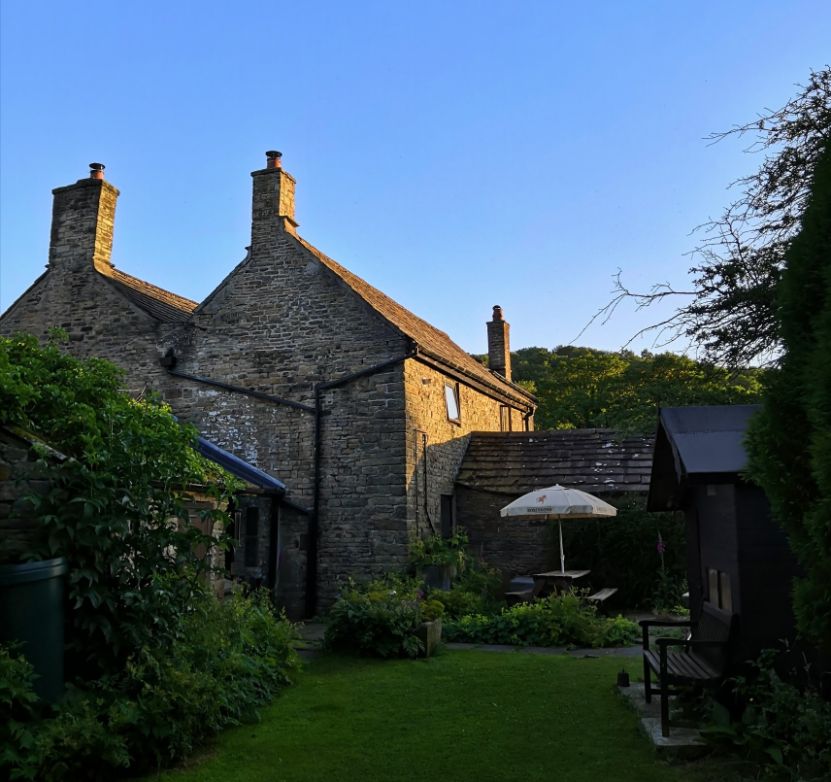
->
[250,150,298,247]
[48,163,119,272]
[487,305,511,381]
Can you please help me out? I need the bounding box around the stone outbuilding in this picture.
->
[455,429,654,577]
[0,153,536,617]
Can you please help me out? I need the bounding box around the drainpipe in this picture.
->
[306,346,418,617]
[162,346,418,619]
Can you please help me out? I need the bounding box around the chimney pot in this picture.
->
[89,162,105,180]
[266,150,282,169]
[487,305,511,381]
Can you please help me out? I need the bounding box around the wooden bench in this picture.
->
[640,603,737,736]
[586,587,618,607]
[505,577,546,606]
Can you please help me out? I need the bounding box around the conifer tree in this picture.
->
[747,139,831,652]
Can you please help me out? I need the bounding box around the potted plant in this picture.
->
[410,530,469,591]
[416,598,444,657]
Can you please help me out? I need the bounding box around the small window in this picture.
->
[440,494,455,539]
[444,383,460,424]
[706,566,733,611]
[719,572,733,612]
[244,506,259,567]
[707,568,719,603]
[499,405,512,432]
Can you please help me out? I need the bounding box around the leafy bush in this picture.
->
[443,593,639,648]
[429,561,505,619]
[324,577,428,658]
[1,333,238,680]
[703,649,831,781]
[1,590,300,781]
[409,529,469,570]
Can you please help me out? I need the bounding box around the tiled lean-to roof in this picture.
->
[294,235,534,406]
[101,267,198,322]
[456,429,654,496]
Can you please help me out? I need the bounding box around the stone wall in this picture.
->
[0,429,48,561]
[403,359,529,542]
[455,484,555,578]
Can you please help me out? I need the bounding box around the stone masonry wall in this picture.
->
[455,484,554,579]
[403,359,530,544]
[163,211,412,608]
[0,430,49,561]
[0,266,171,396]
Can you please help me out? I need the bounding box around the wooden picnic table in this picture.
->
[532,569,591,594]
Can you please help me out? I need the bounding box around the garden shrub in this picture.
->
[1,333,238,679]
[443,593,639,648]
[0,336,299,779]
[324,576,428,658]
[703,648,831,781]
[1,590,300,781]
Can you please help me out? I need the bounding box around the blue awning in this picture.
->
[196,436,286,493]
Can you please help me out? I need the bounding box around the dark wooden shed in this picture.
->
[647,405,800,662]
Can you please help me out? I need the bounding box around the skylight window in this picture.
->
[444,383,460,424]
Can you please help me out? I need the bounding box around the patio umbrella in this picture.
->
[499,485,617,574]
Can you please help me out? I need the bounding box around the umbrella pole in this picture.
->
[559,520,565,574]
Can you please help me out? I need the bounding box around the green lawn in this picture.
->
[147,650,698,782]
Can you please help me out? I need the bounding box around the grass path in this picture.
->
[149,651,695,782]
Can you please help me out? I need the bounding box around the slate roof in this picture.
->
[100,267,197,322]
[455,429,654,497]
[647,405,761,510]
[295,235,534,406]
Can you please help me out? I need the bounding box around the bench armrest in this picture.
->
[640,619,693,650]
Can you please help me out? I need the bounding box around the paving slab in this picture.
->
[616,683,709,759]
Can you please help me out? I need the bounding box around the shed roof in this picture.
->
[647,405,761,510]
[455,429,654,497]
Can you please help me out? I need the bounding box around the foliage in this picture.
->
[746,139,831,652]
[426,557,505,619]
[0,333,238,679]
[1,590,300,781]
[510,346,763,432]
[409,529,469,569]
[443,592,639,648]
[324,576,426,658]
[558,501,687,610]
[702,649,831,782]
[593,67,831,366]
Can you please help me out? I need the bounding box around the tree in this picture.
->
[511,345,764,432]
[746,139,831,652]
[0,333,235,677]
[589,68,831,366]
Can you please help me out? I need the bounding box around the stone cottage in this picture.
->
[0,153,536,617]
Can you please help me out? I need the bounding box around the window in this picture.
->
[706,567,732,611]
[440,494,455,539]
[244,506,259,567]
[444,383,460,424]
[499,405,512,432]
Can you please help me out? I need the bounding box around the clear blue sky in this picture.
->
[1,1,829,358]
